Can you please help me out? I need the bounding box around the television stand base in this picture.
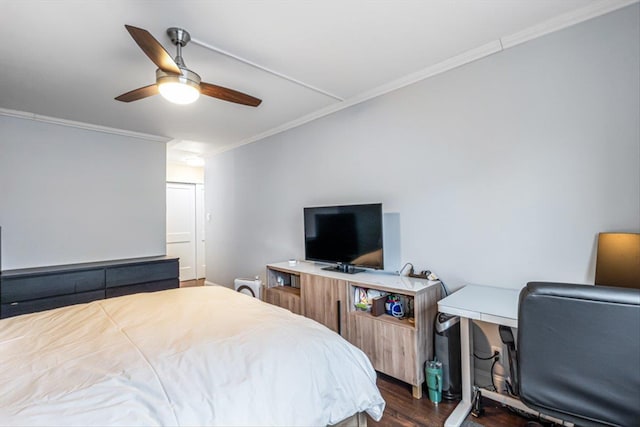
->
[322,265,365,274]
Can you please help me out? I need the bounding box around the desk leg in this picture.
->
[444,317,474,427]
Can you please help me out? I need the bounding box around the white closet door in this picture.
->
[166,183,196,281]
[195,184,206,279]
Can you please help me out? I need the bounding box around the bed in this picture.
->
[0,285,385,426]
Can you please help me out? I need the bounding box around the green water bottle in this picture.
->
[426,360,443,404]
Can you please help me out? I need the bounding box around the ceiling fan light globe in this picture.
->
[158,82,200,104]
[156,68,201,105]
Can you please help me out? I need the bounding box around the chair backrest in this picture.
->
[518,282,640,427]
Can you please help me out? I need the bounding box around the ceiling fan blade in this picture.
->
[115,84,159,102]
[200,82,262,107]
[125,25,182,75]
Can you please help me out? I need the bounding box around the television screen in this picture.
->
[304,203,383,271]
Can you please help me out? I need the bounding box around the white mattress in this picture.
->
[0,286,385,426]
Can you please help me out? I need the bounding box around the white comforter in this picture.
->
[0,286,385,426]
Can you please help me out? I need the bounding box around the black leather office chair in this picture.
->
[517,282,640,427]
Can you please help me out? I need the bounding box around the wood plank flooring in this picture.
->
[179,278,206,287]
[368,373,537,427]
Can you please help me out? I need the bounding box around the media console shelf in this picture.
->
[264,265,302,315]
[266,261,441,399]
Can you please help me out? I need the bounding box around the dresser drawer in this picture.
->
[0,256,179,318]
[105,260,179,288]
[1,290,106,319]
[1,269,105,303]
[105,278,179,298]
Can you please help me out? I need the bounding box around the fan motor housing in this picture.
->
[167,27,191,47]
[156,68,201,88]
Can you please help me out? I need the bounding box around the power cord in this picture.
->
[439,279,449,296]
[399,262,413,275]
[474,351,500,360]
[472,351,561,426]
[399,262,449,297]
[471,387,484,417]
[489,358,498,392]
[473,351,500,392]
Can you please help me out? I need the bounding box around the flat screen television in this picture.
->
[304,203,383,274]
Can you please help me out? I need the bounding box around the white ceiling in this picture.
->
[1,0,634,159]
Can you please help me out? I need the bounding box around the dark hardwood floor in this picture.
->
[368,373,537,427]
[179,278,206,287]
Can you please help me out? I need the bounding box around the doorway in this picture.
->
[166,183,205,281]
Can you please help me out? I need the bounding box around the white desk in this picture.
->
[438,285,522,427]
[438,284,519,328]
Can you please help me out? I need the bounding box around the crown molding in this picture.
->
[0,108,170,143]
[209,0,638,157]
[213,40,503,155]
[501,0,639,49]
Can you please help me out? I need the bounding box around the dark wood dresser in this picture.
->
[0,256,179,319]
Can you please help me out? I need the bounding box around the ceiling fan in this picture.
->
[115,25,262,107]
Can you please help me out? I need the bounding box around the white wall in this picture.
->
[166,162,204,184]
[0,115,167,269]
[205,5,639,290]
